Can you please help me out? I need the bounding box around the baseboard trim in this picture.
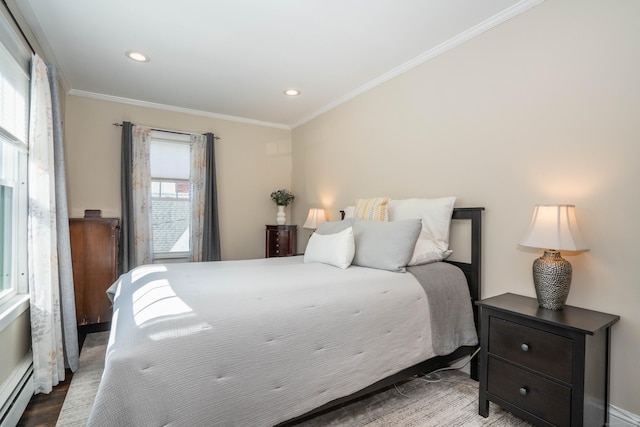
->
[0,353,33,427]
[609,404,640,427]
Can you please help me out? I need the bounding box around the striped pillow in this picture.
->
[353,197,389,221]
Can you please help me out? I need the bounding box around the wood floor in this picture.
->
[16,372,73,427]
[16,324,107,427]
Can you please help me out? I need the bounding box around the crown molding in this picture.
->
[67,90,291,130]
[291,0,544,129]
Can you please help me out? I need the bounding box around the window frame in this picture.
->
[149,132,192,261]
[0,29,29,308]
[0,3,31,335]
[0,131,28,306]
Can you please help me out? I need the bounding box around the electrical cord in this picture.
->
[393,347,482,396]
[417,346,482,383]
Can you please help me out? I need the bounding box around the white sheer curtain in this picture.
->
[190,134,207,262]
[28,54,64,393]
[132,126,153,266]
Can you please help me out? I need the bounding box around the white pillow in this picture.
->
[304,227,355,269]
[387,197,456,265]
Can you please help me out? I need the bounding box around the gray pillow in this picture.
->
[315,218,355,235]
[352,218,422,272]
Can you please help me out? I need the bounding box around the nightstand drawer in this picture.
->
[488,357,571,426]
[489,317,573,383]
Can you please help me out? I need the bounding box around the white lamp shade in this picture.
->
[519,205,588,251]
[303,208,327,230]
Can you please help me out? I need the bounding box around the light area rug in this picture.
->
[56,331,109,427]
[292,372,532,427]
[56,331,531,426]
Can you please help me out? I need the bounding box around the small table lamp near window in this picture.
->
[519,204,588,310]
[303,208,327,232]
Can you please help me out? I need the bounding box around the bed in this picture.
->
[86,205,483,427]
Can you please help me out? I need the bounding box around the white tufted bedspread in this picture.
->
[87,256,475,427]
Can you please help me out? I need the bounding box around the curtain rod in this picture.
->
[2,0,37,54]
[112,122,220,140]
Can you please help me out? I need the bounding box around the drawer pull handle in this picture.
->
[519,386,528,396]
[520,343,530,352]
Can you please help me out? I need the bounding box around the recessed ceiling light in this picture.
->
[284,89,300,96]
[126,51,150,62]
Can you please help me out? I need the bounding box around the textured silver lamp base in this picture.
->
[532,250,572,310]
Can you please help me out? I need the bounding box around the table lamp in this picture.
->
[303,208,327,231]
[519,205,588,310]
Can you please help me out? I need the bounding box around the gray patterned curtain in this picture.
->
[202,132,221,261]
[119,122,134,273]
[48,63,79,372]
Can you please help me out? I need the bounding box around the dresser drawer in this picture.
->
[488,357,571,426]
[489,317,573,383]
[265,225,297,257]
[268,231,288,256]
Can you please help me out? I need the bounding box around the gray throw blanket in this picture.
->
[408,262,479,355]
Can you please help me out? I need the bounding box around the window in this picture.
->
[0,177,14,293]
[0,36,29,305]
[0,142,27,302]
[150,131,192,259]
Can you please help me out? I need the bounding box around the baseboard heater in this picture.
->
[0,353,33,427]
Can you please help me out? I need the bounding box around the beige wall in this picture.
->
[292,0,640,415]
[64,96,292,261]
[0,309,30,390]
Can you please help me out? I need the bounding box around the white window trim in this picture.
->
[0,294,29,334]
[0,142,28,306]
[153,252,190,261]
[0,9,30,329]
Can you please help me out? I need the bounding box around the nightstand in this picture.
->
[477,293,619,427]
[265,225,297,257]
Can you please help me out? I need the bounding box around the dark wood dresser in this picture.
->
[477,293,619,427]
[265,225,297,257]
[69,217,119,326]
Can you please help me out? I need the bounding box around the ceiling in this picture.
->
[15,0,538,129]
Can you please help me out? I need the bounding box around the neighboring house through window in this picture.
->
[149,130,191,260]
